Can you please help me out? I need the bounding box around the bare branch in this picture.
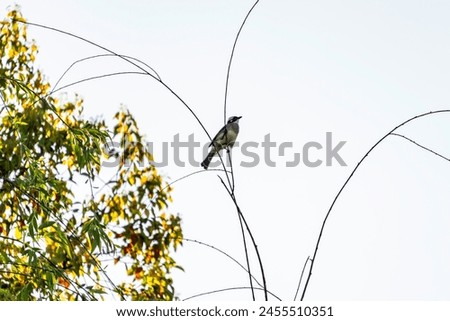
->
[184,238,265,289]
[300,109,450,300]
[223,0,260,124]
[219,176,268,300]
[390,133,450,163]
[182,286,281,301]
[293,256,311,301]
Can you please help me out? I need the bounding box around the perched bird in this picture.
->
[201,116,242,169]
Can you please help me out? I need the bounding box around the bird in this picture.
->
[201,116,242,169]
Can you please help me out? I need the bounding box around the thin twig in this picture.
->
[223,0,260,124]
[238,207,255,300]
[218,173,255,300]
[51,71,148,94]
[219,177,268,300]
[22,21,158,83]
[227,149,236,194]
[293,256,311,301]
[51,53,161,95]
[390,133,450,163]
[162,169,231,193]
[182,286,281,301]
[184,238,264,289]
[216,0,262,300]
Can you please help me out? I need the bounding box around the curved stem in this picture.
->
[390,133,450,163]
[219,177,268,300]
[293,256,311,301]
[223,0,260,124]
[238,213,255,300]
[184,238,264,289]
[220,0,262,300]
[235,198,268,301]
[183,286,281,301]
[51,53,161,96]
[300,109,450,300]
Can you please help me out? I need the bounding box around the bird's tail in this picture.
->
[201,149,216,169]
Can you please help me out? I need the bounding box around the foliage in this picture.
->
[0,8,182,300]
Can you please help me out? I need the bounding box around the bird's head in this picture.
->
[227,116,242,124]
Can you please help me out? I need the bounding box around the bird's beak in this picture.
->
[237,116,242,119]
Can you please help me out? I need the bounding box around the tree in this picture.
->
[0,8,182,300]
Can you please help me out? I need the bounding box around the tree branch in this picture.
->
[300,109,450,300]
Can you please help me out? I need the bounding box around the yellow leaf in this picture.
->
[15,227,22,239]
[8,48,17,59]
[63,155,75,168]
[111,210,118,221]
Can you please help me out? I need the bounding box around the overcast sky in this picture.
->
[5,0,450,300]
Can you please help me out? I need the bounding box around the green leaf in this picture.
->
[18,283,33,301]
[39,220,56,229]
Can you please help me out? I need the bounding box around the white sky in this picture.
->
[4,0,450,300]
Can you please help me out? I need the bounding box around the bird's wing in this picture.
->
[209,124,228,147]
